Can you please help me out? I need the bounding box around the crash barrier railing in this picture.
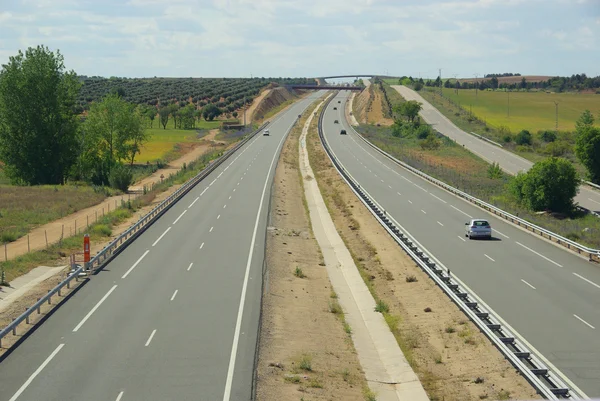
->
[0,122,269,348]
[347,124,600,263]
[470,131,504,147]
[318,93,585,400]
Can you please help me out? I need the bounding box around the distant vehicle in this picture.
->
[263,129,270,136]
[334,120,339,124]
[465,219,492,239]
[333,107,337,110]
[340,129,347,135]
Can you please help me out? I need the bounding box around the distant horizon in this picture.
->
[1,0,598,78]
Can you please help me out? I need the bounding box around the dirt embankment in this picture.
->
[256,104,368,400]
[352,82,393,126]
[305,117,539,401]
[253,87,298,121]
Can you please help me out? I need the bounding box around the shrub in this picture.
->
[419,135,441,150]
[539,130,557,143]
[92,224,112,237]
[487,162,503,179]
[413,82,423,91]
[502,134,512,143]
[415,125,431,139]
[515,130,532,145]
[109,164,133,192]
[542,140,571,157]
[509,157,579,213]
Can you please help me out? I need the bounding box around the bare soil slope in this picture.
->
[305,120,539,401]
[253,87,297,121]
[256,108,367,400]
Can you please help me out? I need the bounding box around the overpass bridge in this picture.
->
[317,74,394,80]
[289,84,363,91]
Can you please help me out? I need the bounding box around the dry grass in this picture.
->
[0,185,108,243]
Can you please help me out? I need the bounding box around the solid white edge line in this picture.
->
[188,197,199,208]
[521,279,536,290]
[451,204,473,218]
[152,227,171,247]
[73,285,118,332]
[516,241,563,267]
[115,391,124,401]
[429,192,448,204]
[9,343,65,401]
[493,228,509,238]
[573,272,600,289]
[170,290,178,301]
[173,209,187,225]
[573,314,595,329]
[122,250,150,279]
[187,262,194,271]
[145,329,157,346]
[222,104,304,401]
[484,254,495,262]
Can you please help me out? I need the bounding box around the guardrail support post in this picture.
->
[26,310,30,324]
[12,319,16,335]
[37,298,41,314]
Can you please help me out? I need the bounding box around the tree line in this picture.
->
[389,98,600,214]
[0,45,288,189]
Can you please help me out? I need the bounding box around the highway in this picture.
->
[325,91,600,397]
[0,92,323,401]
[392,85,600,214]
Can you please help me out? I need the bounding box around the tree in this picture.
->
[180,103,196,129]
[232,111,238,119]
[203,103,222,121]
[490,76,499,89]
[81,93,148,185]
[509,157,579,213]
[145,107,156,128]
[575,110,594,132]
[159,106,170,129]
[575,111,600,183]
[393,100,422,124]
[0,45,80,184]
[515,130,532,145]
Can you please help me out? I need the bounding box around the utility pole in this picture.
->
[554,101,559,133]
[474,73,479,98]
[507,89,510,118]
[439,68,442,96]
[454,74,458,95]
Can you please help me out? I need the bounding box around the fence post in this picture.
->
[45,230,48,248]
[4,243,6,262]
[28,235,30,253]
[61,225,64,243]
[75,219,77,234]
[96,210,98,222]
[87,215,89,228]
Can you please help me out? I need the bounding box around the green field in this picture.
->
[433,88,600,132]
[136,119,223,163]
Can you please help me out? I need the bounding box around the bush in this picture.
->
[542,140,571,157]
[487,162,503,179]
[413,82,423,91]
[109,164,133,192]
[92,224,112,237]
[539,130,557,143]
[515,130,532,145]
[416,125,431,139]
[419,135,441,150]
[502,134,512,143]
[509,157,579,213]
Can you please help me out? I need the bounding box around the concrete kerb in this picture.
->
[300,95,429,401]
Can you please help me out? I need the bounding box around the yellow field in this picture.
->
[440,88,600,132]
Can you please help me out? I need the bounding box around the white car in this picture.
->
[263,129,270,136]
[465,219,492,239]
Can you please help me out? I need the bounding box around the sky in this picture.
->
[0,0,599,79]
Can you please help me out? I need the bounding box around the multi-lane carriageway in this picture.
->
[324,91,600,398]
[0,92,326,401]
[0,88,599,399]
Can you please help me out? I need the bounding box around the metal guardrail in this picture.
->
[347,125,600,263]
[587,181,600,191]
[0,122,269,348]
[470,131,504,147]
[318,93,585,400]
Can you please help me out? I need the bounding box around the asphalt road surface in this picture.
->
[393,85,600,214]
[325,91,600,397]
[0,92,324,401]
